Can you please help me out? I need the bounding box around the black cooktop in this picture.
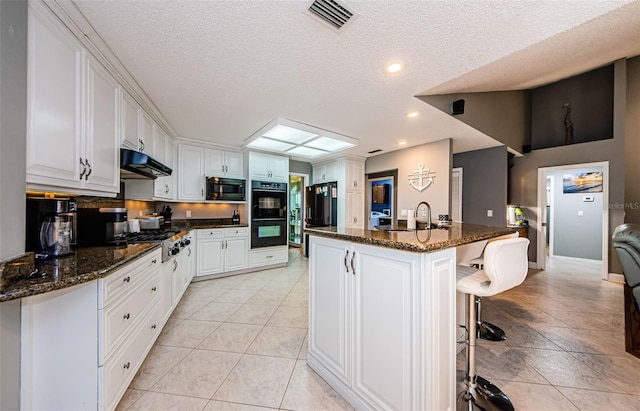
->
[125,230,176,243]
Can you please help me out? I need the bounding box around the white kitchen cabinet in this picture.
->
[345,190,365,229]
[21,249,163,411]
[196,228,248,277]
[248,246,289,268]
[142,111,158,160]
[26,4,120,196]
[205,148,244,178]
[153,128,175,200]
[248,151,289,182]
[84,54,121,193]
[345,159,364,191]
[307,235,457,411]
[313,161,338,184]
[197,229,224,276]
[121,91,145,152]
[178,143,205,201]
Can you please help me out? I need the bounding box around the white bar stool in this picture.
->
[466,232,520,342]
[456,237,529,411]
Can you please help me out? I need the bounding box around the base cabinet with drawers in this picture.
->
[248,245,289,268]
[20,249,164,411]
[196,227,249,277]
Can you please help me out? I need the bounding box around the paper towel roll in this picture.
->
[407,210,416,230]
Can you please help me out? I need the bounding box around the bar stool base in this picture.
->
[456,376,515,411]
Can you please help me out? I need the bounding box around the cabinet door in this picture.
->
[308,236,350,385]
[85,56,120,193]
[178,144,204,201]
[171,257,183,307]
[204,148,225,177]
[351,244,416,410]
[197,239,224,276]
[161,258,174,324]
[224,151,244,178]
[269,154,289,181]
[26,6,83,188]
[224,237,248,272]
[346,191,365,228]
[121,91,141,151]
[347,160,364,190]
[144,114,159,161]
[249,151,270,180]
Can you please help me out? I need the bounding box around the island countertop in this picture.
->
[305,223,515,253]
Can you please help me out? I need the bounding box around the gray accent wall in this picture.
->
[510,59,627,273]
[0,1,27,409]
[549,168,603,260]
[289,159,312,179]
[365,139,451,220]
[453,146,508,226]
[418,91,530,155]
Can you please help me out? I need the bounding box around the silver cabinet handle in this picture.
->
[187,248,192,256]
[151,324,157,329]
[123,313,130,320]
[165,184,169,194]
[84,158,92,180]
[151,286,157,292]
[173,260,178,271]
[79,158,86,180]
[344,250,350,273]
[123,276,130,283]
[139,139,145,152]
[123,362,130,369]
[266,255,273,259]
[351,251,356,275]
[201,188,204,197]
[151,259,157,264]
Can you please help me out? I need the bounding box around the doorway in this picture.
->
[366,170,397,229]
[536,161,609,280]
[288,173,308,248]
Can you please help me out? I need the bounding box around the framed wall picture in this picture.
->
[562,171,603,193]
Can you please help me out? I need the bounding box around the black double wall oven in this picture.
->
[251,181,287,248]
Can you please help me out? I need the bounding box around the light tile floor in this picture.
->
[117,250,640,410]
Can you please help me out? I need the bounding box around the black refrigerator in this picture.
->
[304,181,338,255]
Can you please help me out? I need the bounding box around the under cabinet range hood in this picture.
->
[120,148,172,179]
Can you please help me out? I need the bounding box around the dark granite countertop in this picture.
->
[171,218,248,231]
[305,223,515,253]
[0,243,161,302]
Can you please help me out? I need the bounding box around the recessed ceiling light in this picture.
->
[405,111,419,118]
[386,62,402,73]
[398,141,407,146]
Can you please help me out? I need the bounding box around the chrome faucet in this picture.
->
[415,201,432,229]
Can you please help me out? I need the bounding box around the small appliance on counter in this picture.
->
[507,204,527,226]
[26,197,77,260]
[232,209,240,225]
[137,214,164,230]
[77,208,128,246]
[160,205,172,228]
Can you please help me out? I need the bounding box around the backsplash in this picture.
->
[76,196,124,209]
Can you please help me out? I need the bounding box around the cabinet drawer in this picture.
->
[100,273,161,362]
[224,227,248,238]
[197,229,224,239]
[99,302,161,411]
[98,250,161,308]
[249,247,288,267]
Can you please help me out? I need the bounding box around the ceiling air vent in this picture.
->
[306,0,356,32]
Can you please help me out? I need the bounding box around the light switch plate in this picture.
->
[487,209,493,217]
[578,210,584,216]
[186,210,191,218]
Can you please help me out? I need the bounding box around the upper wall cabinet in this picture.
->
[248,152,288,182]
[121,91,147,153]
[204,149,244,179]
[177,144,205,201]
[313,161,338,185]
[26,3,119,195]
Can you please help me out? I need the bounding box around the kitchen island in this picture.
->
[305,223,514,411]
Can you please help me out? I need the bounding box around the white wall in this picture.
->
[365,139,451,220]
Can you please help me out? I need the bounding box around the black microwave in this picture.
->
[206,177,245,201]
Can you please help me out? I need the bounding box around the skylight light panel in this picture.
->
[246,137,295,151]
[287,146,328,158]
[263,125,318,144]
[305,136,354,151]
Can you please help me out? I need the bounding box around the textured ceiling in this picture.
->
[73,0,640,158]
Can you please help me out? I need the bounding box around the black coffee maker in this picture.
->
[26,198,77,260]
[76,208,128,246]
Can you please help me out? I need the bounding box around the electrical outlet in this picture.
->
[186,210,191,218]
[138,211,143,216]
[578,210,584,217]
[400,209,408,217]
[487,209,493,217]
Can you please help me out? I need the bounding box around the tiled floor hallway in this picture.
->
[116,250,640,410]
